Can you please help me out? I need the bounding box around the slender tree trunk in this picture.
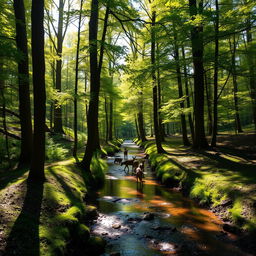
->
[81,2,109,170]
[205,73,213,136]
[156,43,165,141]
[104,96,109,143]
[0,62,10,165]
[13,0,33,167]
[108,98,113,141]
[138,91,147,142]
[230,36,243,133]
[211,0,219,147]
[189,0,208,149]
[54,0,64,134]
[135,114,140,139]
[80,0,99,171]
[28,0,46,182]
[246,20,256,132]
[151,9,164,153]
[73,0,83,162]
[182,45,194,142]
[173,27,190,146]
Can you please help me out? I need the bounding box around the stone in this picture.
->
[143,213,154,221]
[112,223,121,229]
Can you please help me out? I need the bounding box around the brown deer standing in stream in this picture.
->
[121,156,137,173]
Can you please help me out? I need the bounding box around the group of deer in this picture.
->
[114,155,147,183]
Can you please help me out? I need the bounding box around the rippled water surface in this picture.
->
[90,141,249,256]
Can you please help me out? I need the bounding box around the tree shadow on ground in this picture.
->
[4,179,44,256]
[0,167,29,191]
[198,151,256,183]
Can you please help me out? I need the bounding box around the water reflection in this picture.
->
[91,141,249,256]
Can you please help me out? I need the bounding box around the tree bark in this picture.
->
[173,26,190,146]
[156,43,165,142]
[73,0,83,162]
[13,0,33,167]
[54,0,65,134]
[135,114,140,139]
[80,1,109,170]
[28,0,46,182]
[211,0,219,147]
[230,36,243,133]
[151,9,164,153]
[108,98,113,141]
[189,0,208,149]
[104,96,109,143]
[182,45,194,142]
[246,20,256,132]
[205,73,213,136]
[0,62,10,163]
[138,91,147,142]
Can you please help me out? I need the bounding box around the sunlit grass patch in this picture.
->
[39,162,92,255]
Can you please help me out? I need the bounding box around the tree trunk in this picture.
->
[189,0,208,149]
[80,2,109,170]
[13,0,33,167]
[135,114,140,139]
[73,0,83,162]
[156,43,165,141]
[108,98,113,141]
[211,0,219,147]
[246,20,256,132]
[104,96,109,143]
[138,91,147,142]
[173,27,190,146]
[230,36,243,133]
[0,62,10,164]
[151,9,164,153]
[54,0,64,134]
[28,0,46,182]
[182,45,194,142]
[205,73,213,136]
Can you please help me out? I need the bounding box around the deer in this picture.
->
[114,157,123,165]
[121,156,136,173]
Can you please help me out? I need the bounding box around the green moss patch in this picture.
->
[138,137,256,232]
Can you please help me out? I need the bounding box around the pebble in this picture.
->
[112,223,121,229]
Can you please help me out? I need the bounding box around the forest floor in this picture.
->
[140,133,256,253]
[0,138,120,256]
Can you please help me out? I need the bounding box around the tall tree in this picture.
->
[54,0,65,134]
[28,0,46,182]
[173,23,190,146]
[150,6,164,153]
[80,1,110,170]
[245,19,256,132]
[73,0,83,162]
[211,0,219,147]
[13,0,33,167]
[229,36,243,133]
[189,0,208,149]
[182,45,194,142]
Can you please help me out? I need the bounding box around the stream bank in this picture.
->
[88,140,252,256]
[134,138,256,255]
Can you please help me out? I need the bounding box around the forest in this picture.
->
[0,0,256,255]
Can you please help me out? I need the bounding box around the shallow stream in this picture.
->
[90,140,249,256]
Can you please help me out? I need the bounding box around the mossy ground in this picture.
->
[135,135,256,233]
[0,137,122,256]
